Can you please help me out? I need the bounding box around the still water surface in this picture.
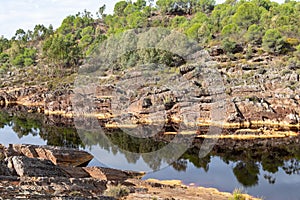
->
[0,110,300,200]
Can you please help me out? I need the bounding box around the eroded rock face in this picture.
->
[2,48,300,130]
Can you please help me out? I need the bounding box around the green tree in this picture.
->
[14,29,27,42]
[288,44,300,69]
[262,29,286,54]
[43,34,82,68]
[114,1,128,16]
[11,47,36,67]
[126,11,148,28]
[156,0,174,14]
[186,23,202,41]
[171,16,188,29]
[134,0,147,10]
[245,24,263,45]
[0,53,9,64]
[210,3,236,33]
[232,2,262,29]
[33,24,48,40]
[0,36,10,52]
[253,0,272,10]
[197,0,216,14]
[98,4,106,18]
[124,3,137,16]
[197,22,213,44]
[79,26,95,49]
[221,38,238,54]
[58,15,75,35]
[11,54,24,67]
[221,23,240,41]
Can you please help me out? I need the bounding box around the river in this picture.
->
[0,109,300,200]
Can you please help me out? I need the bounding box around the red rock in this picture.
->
[83,167,145,182]
[83,167,107,180]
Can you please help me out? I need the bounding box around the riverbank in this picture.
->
[1,39,300,140]
[0,144,260,200]
[1,86,300,141]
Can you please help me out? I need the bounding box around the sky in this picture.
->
[0,0,285,39]
[0,0,120,38]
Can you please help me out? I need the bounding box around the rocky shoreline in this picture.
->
[1,83,300,139]
[0,144,259,200]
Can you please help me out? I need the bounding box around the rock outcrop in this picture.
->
[5,144,93,167]
[1,49,300,137]
[0,144,145,199]
[0,144,258,200]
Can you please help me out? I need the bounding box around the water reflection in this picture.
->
[0,109,83,148]
[0,109,300,194]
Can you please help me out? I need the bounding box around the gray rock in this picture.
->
[12,156,67,177]
[0,161,11,176]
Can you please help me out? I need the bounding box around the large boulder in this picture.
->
[11,156,67,177]
[8,144,94,167]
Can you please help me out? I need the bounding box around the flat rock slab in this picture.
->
[12,156,67,177]
[124,179,260,200]
[83,167,145,182]
[8,144,93,167]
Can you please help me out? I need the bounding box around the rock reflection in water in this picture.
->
[0,108,300,188]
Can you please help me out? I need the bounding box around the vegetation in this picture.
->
[0,0,299,88]
[228,189,247,200]
[103,184,130,198]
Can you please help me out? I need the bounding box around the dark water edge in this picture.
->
[0,108,300,200]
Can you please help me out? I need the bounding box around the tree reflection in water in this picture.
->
[1,109,300,188]
[233,161,260,187]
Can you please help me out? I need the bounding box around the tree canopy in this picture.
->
[0,0,299,74]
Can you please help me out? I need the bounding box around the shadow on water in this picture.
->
[1,108,300,199]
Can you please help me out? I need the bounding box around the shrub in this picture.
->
[222,38,237,54]
[24,58,34,66]
[286,38,300,46]
[229,189,246,200]
[104,184,130,198]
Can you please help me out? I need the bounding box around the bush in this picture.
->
[286,38,300,47]
[104,184,130,198]
[24,58,34,66]
[11,54,24,67]
[171,16,187,29]
[229,189,246,200]
[222,38,237,54]
[0,53,9,64]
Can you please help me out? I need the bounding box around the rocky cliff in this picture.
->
[1,48,300,139]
